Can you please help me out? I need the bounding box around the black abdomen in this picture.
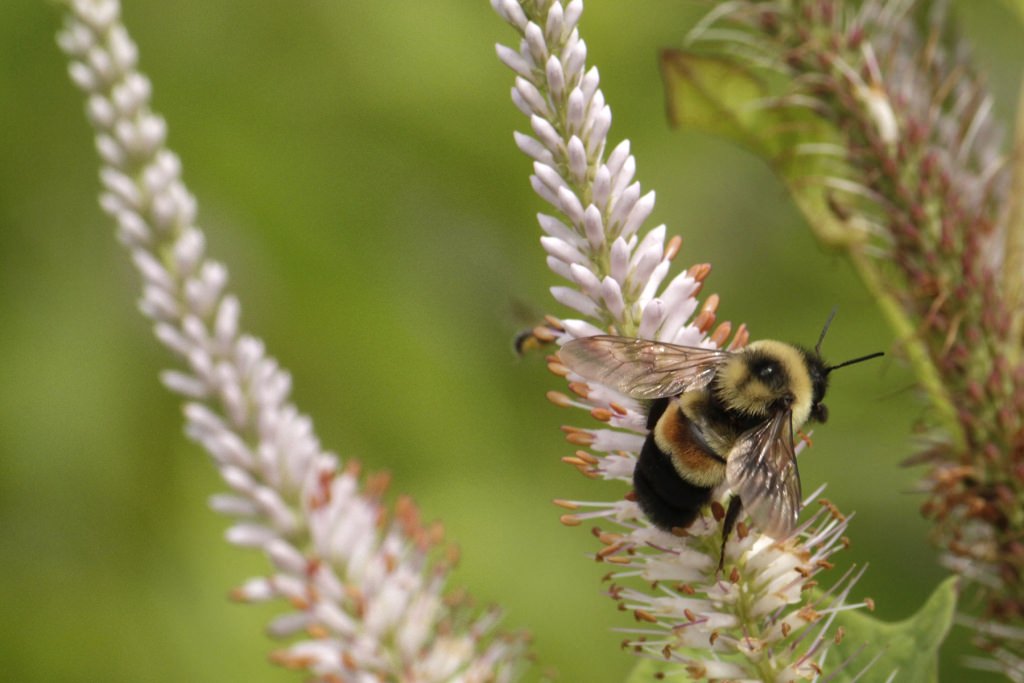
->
[634,437,714,531]
[633,398,715,532]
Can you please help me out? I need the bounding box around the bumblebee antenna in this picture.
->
[828,351,885,373]
[815,307,839,355]
[816,308,884,371]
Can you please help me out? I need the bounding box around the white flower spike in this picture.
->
[58,1,526,680]
[493,0,871,679]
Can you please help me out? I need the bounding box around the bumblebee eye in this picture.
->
[756,361,778,381]
[812,403,829,423]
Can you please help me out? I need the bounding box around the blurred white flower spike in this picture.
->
[57,0,526,680]
[492,0,716,348]
[493,0,875,679]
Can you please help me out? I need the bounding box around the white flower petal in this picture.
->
[600,276,625,321]
[562,34,586,78]
[551,286,600,317]
[540,235,587,265]
[545,55,566,102]
[570,263,602,298]
[559,318,605,339]
[537,212,579,243]
[619,191,655,239]
[567,135,589,187]
[566,86,585,134]
[514,131,554,164]
[495,43,532,78]
[515,76,550,117]
[556,186,585,225]
[225,522,278,548]
[585,104,611,156]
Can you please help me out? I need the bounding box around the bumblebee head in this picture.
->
[801,347,831,424]
[805,309,885,425]
[714,310,884,431]
[716,340,818,428]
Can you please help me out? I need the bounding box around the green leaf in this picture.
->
[659,49,857,248]
[621,577,957,682]
[828,576,957,682]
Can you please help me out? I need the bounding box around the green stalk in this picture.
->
[1002,77,1024,366]
[847,248,964,450]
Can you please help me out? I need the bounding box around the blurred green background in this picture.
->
[1,1,1021,681]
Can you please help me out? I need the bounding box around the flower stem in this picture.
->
[847,247,964,448]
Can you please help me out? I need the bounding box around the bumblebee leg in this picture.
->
[719,495,744,571]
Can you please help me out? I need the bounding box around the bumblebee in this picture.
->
[513,322,561,357]
[558,317,881,557]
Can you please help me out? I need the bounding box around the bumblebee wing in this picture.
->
[558,335,731,399]
[725,411,802,539]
